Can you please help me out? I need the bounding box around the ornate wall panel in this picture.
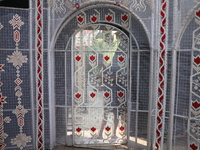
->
[0,8,33,150]
[53,2,151,149]
[8,14,31,150]
[190,8,200,150]
[0,22,11,149]
[50,0,152,14]
[49,0,153,43]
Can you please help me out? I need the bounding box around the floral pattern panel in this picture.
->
[0,8,33,150]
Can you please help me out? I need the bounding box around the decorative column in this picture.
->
[155,0,168,149]
[36,0,44,149]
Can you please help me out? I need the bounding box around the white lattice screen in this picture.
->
[0,0,200,150]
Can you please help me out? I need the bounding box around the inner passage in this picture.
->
[73,25,129,145]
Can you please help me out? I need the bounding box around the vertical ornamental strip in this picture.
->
[8,14,31,150]
[0,22,11,149]
[36,0,44,149]
[155,0,168,149]
[0,23,9,150]
[190,9,200,150]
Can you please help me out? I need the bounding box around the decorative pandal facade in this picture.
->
[0,0,200,149]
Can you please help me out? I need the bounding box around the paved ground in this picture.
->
[52,145,128,150]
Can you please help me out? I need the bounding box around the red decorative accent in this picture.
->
[75,93,82,99]
[76,127,82,132]
[194,56,200,65]
[106,15,113,22]
[75,3,80,9]
[0,142,6,149]
[14,30,20,43]
[18,117,24,127]
[9,14,24,30]
[104,56,110,61]
[104,92,110,98]
[0,93,6,106]
[0,65,4,72]
[122,14,128,22]
[90,92,96,98]
[91,127,96,132]
[89,55,96,61]
[119,126,124,131]
[118,56,125,62]
[91,15,97,22]
[196,10,200,18]
[118,91,124,98]
[77,16,84,23]
[105,126,111,131]
[156,0,167,149]
[192,101,200,109]
[115,2,120,6]
[190,143,198,150]
[75,55,81,62]
[36,0,44,149]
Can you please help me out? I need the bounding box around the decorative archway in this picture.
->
[52,2,151,149]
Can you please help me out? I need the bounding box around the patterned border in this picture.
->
[0,49,10,149]
[50,0,152,14]
[190,8,200,150]
[76,9,130,29]
[8,14,31,150]
[155,0,168,149]
[36,0,44,149]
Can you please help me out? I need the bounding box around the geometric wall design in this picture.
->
[190,8,200,150]
[0,8,33,150]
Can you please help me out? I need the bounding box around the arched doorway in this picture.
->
[72,24,129,146]
[53,3,151,149]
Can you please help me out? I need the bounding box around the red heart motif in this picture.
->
[118,56,125,62]
[115,2,120,6]
[105,126,111,131]
[194,57,200,65]
[119,126,124,131]
[196,10,200,18]
[104,92,110,98]
[91,127,96,132]
[90,55,96,61]
[75,93,81,99]
[91,16,97,22]
[76,127,81,132]
[75,3,80,9]
[77,16,83,23]
[122,14,128,22]
[104,56,110,61]
[90,92,96,98]
[118,91,124,97]
[106,15,112,22]
[75,55,81,61]
[192,101,200,109]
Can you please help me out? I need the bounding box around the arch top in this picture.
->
[53,3,150,51]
